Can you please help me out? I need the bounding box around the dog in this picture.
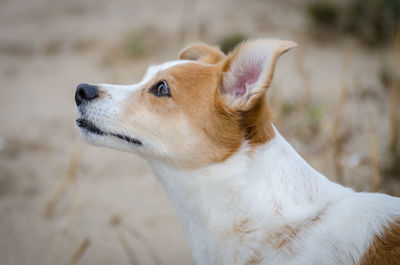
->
[75,39,400,265]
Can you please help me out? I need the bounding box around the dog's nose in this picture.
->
[75,83,99,106]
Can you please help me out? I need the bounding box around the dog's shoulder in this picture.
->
[360,218,400,265]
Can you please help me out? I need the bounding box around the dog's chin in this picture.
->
[75,118,143,152]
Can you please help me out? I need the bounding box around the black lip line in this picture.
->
[110,133,142,145]
[76,118,142,146]
[76,118,105,136]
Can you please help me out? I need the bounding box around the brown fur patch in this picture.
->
[234,218,257,237]
[266,224,300,255]
[97,88,108,99]
[241,96,275,146]
[165,62,243,163]
[245,250,262,265]
[265,207,325,257]
[359,218,400,265]
[246,258,262,265]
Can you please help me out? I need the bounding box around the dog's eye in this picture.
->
[157,81,169,96]
[150,80,171,97]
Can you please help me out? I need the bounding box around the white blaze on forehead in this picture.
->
[97,60,192,96]
[98,60,191,95]
[99,60,192,93]
[142,60,192,83]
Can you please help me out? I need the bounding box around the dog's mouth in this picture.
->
[76,118,105,136]
[76,118,142,146]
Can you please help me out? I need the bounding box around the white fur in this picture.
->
[147,127,400,265]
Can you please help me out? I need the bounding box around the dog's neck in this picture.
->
[147,126,348,264]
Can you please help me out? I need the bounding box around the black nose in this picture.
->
[75,83,99,106]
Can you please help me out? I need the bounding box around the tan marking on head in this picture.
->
[121,40,296,168]
[179,43,225,64]
[162,62,243,163]
[359,218,400,265]
[121,61,242,167]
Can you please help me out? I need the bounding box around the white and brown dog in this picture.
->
[75,39,400,265]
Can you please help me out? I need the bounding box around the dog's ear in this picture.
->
[219,39,297,111]
[179,43,225,64]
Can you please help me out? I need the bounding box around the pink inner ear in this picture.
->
[234,64,262,96]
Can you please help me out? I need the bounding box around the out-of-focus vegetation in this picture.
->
[383,155,400,180]
[124,33,149,57]
[123,27,161,58]
[218,33,247,54]
[306,1,338,28]
[381,29,400,181]
[306,0,400,46]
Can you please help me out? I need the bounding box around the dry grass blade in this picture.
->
[68,238,90,265]
[369,121,381,192]
[43,139,81,219]
[390,24,400,153]
[332,47,351,184]
[296,46,311,107]
[110,214,163,265]
[116,228,139,265]
[123,224,165,265]
[67,168,83,245]
[11,225,26,265]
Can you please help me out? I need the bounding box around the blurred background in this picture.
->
[0,0,399,264]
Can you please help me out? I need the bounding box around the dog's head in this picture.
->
[75,39,296,168]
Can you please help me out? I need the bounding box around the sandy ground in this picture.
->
[0,0,399,264]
